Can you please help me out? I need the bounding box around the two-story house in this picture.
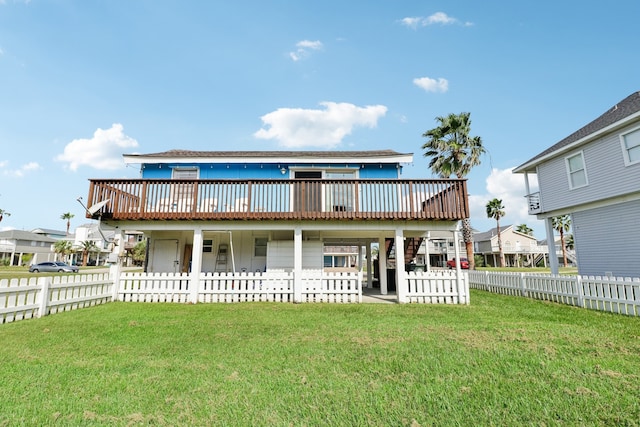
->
[85,149,470,303]
[0,230,57,266]
[514,91,640,277]
[473,225,548,268]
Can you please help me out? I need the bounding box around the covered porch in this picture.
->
[106,219,469,304]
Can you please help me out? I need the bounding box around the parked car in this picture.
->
[29,262,79,273]
[446,258,469,269]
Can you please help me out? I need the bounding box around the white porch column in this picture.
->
[365,243,372,288]
[378,236,387,295]
[395,228,407,303]
[425,232,431,272]
[114,228,124,261]
[545,217,560,275]
[293,227,303,303]
[189,228,204,304]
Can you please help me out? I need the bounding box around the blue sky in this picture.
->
[1,0,638,238]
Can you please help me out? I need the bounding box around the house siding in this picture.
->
[573,199,640,277]
[538,122,640,213]
[141,163,400,180]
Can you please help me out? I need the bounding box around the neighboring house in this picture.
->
[514,91,640,277]
[0,230,57,266]
[84,149,470,302]
[473,225,548,267]
[414,231,467,268]
[72,223,144,266]
[72,223,116,266]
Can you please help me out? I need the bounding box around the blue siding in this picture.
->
[141,162,400,179]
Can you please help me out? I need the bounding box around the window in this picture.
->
[621,127,640,166]
[202,239,213,253]
[254,238,267,257]
[565,152,588,189]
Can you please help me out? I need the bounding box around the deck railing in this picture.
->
[87,178,469,221]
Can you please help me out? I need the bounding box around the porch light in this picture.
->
[280,167,287,174]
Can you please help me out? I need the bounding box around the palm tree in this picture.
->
[565,234,574,251]
[552,215,571,267]
[0,208,10,222]
[486,198,506,267]
[516,223,533,236]
[422,112,485,269]
[80,240,99,266]
[61,212,74,235]
[53,240,74,263]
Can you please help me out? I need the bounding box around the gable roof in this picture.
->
[474,225,539,242]
[514,91,640,173]
[124,150,414,165]
[474,225,514,242]
[0,229,57,243]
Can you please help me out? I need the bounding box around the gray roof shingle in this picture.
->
[515,91,640,171]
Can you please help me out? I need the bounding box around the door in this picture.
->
[293,171,322,212]
[151,239,180,272]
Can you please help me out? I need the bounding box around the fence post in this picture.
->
[110,263,121,302]
[37,276,51,318]
[520,273,527,297]
[575,275,584,308]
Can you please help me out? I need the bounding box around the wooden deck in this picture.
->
[86,178,469,221]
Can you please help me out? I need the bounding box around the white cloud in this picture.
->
[289,39,323,62]
[469,167,543,235]
[55,123,139,171]
[425,12,457,25]
[254,102,387,148]
[400,12,472,28]
[413,76,449,93]
[1,161,41,177]
[400,17,422,29]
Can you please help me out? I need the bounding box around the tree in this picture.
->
[565,234,574,251]
[422,112,485,269]
[61,212,75,235]
[516,223,533,236]
[80,240,99,266]
[0,208,10,222]
[552,215,571,267]
[132,241,147,266]
[54,240,74,263]
[486,198,506,267]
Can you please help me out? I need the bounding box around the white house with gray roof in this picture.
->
[0,230,57,266]
[514,91,640,277]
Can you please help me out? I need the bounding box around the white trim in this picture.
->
[620,125,640,167]
[565,151,588,190]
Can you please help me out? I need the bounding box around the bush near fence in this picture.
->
[469,270,640,316]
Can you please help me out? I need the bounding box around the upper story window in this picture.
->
[621,127,640,166]
[565,151,588,189]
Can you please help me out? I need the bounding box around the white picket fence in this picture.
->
[0,269,469,324]
[119,270,363,304]
[406,270,469,304]
[0,273,113,324]
[469,271,640,316]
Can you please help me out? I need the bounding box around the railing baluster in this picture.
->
[85,178,468,221]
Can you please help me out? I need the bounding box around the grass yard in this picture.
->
[0,291,638,426]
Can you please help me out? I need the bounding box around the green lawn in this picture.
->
[0,291,638,426]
